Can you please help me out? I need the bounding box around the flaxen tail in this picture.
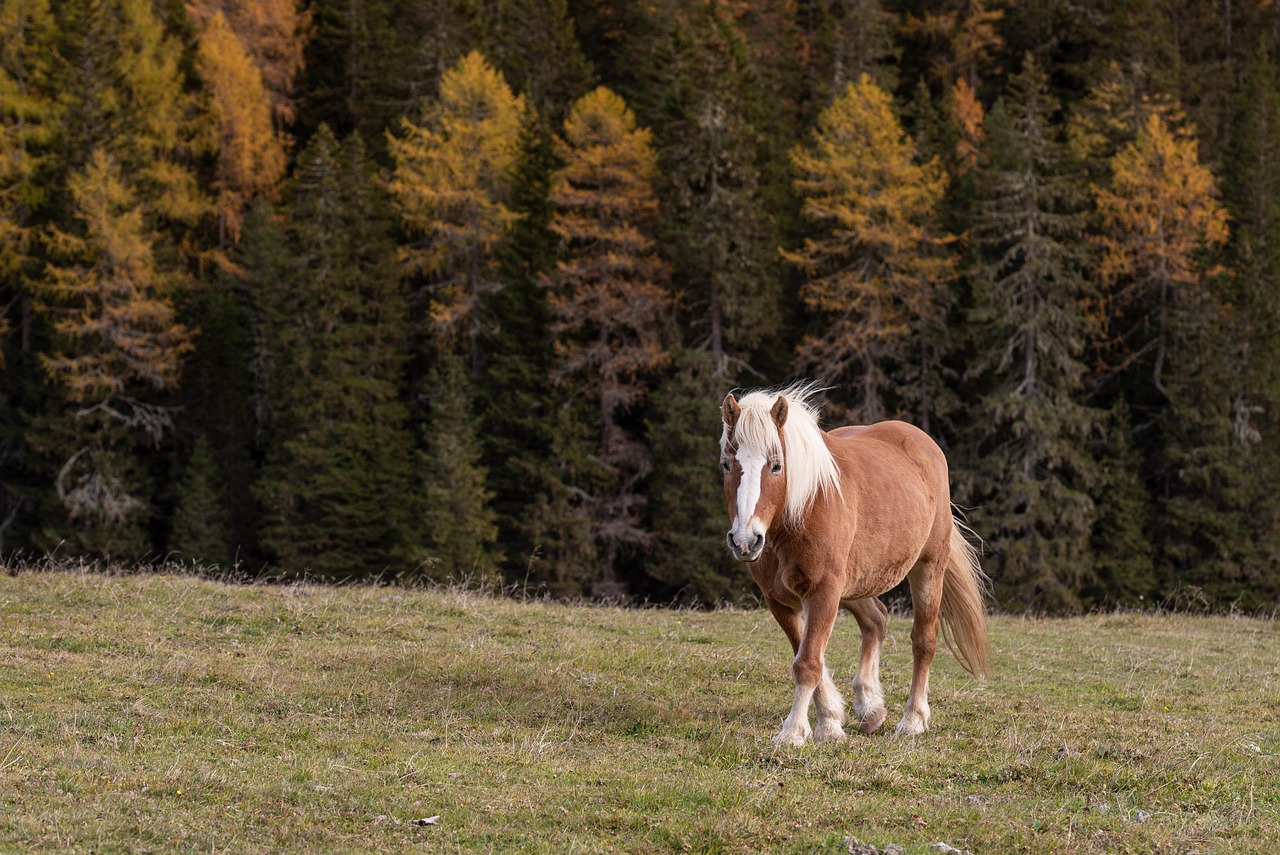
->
[939,518,992,679]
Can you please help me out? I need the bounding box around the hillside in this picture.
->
[1,570,1277,852]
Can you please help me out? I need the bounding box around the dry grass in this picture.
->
[1,567,1277,852]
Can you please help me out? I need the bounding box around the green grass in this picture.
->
[2,569,1278,853]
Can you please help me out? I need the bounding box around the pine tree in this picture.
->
[254,126,419,579]
[387,50,527,372]
[31,150,194,555]
[962,56,1103,611]
[543,86,672,597]
[783,74,951,423]
[170,434,233,568]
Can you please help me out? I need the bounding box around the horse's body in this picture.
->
[720,384,990,745]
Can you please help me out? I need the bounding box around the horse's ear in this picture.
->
[722,393,740,428]
[771,395,788,429]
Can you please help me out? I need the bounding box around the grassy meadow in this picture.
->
[1,567,1278,853]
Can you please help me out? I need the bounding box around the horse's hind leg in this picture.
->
[846,597,889,734]
[897,559,944,737]
[764,592,845,745]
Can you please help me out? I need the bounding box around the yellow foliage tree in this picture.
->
[187,0,310,124]
[783,74,951,422]
[543,86,671,595]
[386,50,527,369]
[195,9,288,244]
[34,150,194,530]
[1094,112,1229,394]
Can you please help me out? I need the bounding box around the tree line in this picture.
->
[2,0,1278,612]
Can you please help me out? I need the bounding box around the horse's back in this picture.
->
[827,420,948,479]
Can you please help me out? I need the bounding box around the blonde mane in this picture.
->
[723,383,843,525]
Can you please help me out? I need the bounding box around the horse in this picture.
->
[719,383,990,746]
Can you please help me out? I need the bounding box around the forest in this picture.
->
[1,0,1278,612]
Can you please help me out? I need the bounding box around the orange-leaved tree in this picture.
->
[541,86,671,597]
[1094,111,1229,397]
[32,150,193,551]
[783,73,951,423]
[387,50,527,371]
[194,8,288,246]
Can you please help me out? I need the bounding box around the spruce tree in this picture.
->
[640,5,782,377]
[479,120,561,582]
[962,56,1103,611]
[170,434,233,568]
[418,355,502,584]
[254,126,418,579]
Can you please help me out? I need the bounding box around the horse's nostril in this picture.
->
[752,533,765,552]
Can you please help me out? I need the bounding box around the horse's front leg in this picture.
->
[768,587,844,746]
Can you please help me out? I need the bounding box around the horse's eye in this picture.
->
[720,459,730,474]
[771,461,783,475]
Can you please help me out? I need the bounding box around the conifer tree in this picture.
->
[419,355,502,584]
[170,434,233,568]
[641,5,781,376]
[254,126,419,579]
[645,349,748,602]
[1094,111,1229,398]
[49,0,207,230]
[963,56,1103,611]
[186,0,310,126]
[783,74,951,423]
[478,120,561,582]
[193,9,289,245]
[543,86,672,597]
[387,50,527,373]
[31,150,193,555]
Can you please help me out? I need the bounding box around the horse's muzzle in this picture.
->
[726,531,765,562]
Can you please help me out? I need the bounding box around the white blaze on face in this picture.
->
[729,447,768,552]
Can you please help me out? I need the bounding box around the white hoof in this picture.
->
[893,712,929,737]
[813,719,848,743]
[771,723,811,747]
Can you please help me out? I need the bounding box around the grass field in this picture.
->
[1,568,1278,853]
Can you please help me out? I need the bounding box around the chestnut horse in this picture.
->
[720,384,990,745]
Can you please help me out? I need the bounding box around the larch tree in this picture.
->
[1093,107,1247,602]
[1094,111,1229,399]
[254,126,419,579]
[783,74,951,424]
[193,9,290,246]
[186,0,310,126]
[543,86,672,598]
[386,50,527,373]
[31,150,193,554]
[963,56,1104,611]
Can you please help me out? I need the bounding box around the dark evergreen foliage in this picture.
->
[3,0,1280,611]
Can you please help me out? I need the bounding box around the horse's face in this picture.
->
[720,393,789,562]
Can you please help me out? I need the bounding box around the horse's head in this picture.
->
[720,392,789,562]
